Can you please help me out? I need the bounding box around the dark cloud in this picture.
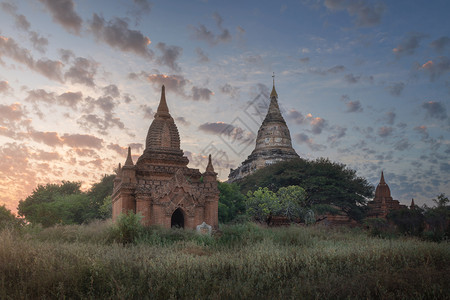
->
[139,104,154,119]
[430,36,450,53]
[327,126,347,145]
[0,81,12,94]
[57,91,83,109]
[346,100,363,112]
[191,86,213,101]
[384,111,396,125]
[385,82,405,96]
[414,125,429,140]
[31,150,60,161]
[29,31,48,53]
[324,0,385,27]
[38,0,82,34]
[155,42,182,72]
[129,72,189,97]
[300,57,310,63]
[61,133,103,149]
[309,65,345,75]
[420,56,450,81]
[102,84,120,98]
[132,0,152,13]
[220,83,239,98]
[29,131,62,147]
[89,14,153,58]
[196,47,210,63]
[78,113,124,135]
[378,126,393,137]
[394,138,411,151]
[176,117,190,126]
[107,143,127,156]
[294,133,326,151]
[59,49,75,63]
[64,57,98,87]
[393,32,427,57]
[190,12,231,46]
[0,36,63,82]
[15,14,30,31]
[344,73,360,84]
[198,122,254,144]
[286,109,306,124]
[421,101,447,120]
[0,103,25,126]
[34,59,63,82]
[307,115,327,134]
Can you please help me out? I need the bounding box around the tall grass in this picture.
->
[0,222,448,299]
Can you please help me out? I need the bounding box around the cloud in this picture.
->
[196,47,210,63]
[29,131,63,147]
[0,81,12,94]
[394,138,411,151]
[378,126,393,137]
[102,84,120,98]
[61,133,103,149]
[58,91,83,109]
[294,133,326,151]
[307,114,327,134]
[31,150,61,161]
[0,36,63,82]
[191,86,213,101]
[393,32,427,57]
[132,0,152,13]
[0,103,26,127]
[64,57,98,87]
[29,31,48,53]
[421,101,447,120]
[220,83,239,98]
[384,111,396,125]
[107,143,127,156]
[309,65,345,75]
[286,109,307,124]
[26,89,84,109]
[190,12,231,46]
[385,82,405,96]
[176,117,190,126]
[77,113,125,135]
[129,72,189,97]
[324,0,385,27]
[155,42,182,72]
[198,122,254,143]
[38,0,82,34]
[420,56,450,81]
[344,73,360,84]
[414,125,429,140]
[139,104,154,119]
[14,14,30,31]
[59,49,75,63]
[327,126,347,145]
[430,36,450,53]
[346,100,363,112]
[89,14,153,58]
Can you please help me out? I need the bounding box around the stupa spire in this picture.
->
[270,72,278,98]
[380,171,385,184]
[124,146,134,166]
[156,85,169,115]
[206,154,215,173]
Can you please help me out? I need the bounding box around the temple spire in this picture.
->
[270,72,278,98]
[124,146,134,166]
[410,198,415,209]
[206,154,215,173]
[380,171,385,184]
[157,85,169,115]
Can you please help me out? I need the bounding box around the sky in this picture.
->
[0,0,449,213]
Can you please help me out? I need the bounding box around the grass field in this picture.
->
[1,221,449,299]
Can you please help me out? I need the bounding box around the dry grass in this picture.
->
[0,222,449,299]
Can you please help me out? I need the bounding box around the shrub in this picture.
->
[112,211,143,245]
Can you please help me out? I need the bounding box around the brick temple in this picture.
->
[366,171,406,218]
[112,86,219,229]
[228,78,299,182]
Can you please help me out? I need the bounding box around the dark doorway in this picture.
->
[171,208,184,228]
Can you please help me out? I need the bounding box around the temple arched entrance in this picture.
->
[171,208,184,228]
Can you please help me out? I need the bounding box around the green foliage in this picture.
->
[238,158,373,221]
[423,193,450,242]
[246,186,312,223]
[217,181,246,223]
[112,211,143,245]
[0,205,20,229]
[17,175,115,226]
[388,208,425,236]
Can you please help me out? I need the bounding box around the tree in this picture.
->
[218,182,246,223]
[88,174,115,219]
[387,208,425,236]
[0,205,20,229]
[17,181,82,225]
[238,158,373,221]
[423,194,449,241]
[246,185,312,224]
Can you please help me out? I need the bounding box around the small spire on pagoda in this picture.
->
[270,72,278,98]
[380,171,386,184]
[124,146,134,166]
[206,154,215,173]
[156,85,170,115]
[410,198,415,209]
